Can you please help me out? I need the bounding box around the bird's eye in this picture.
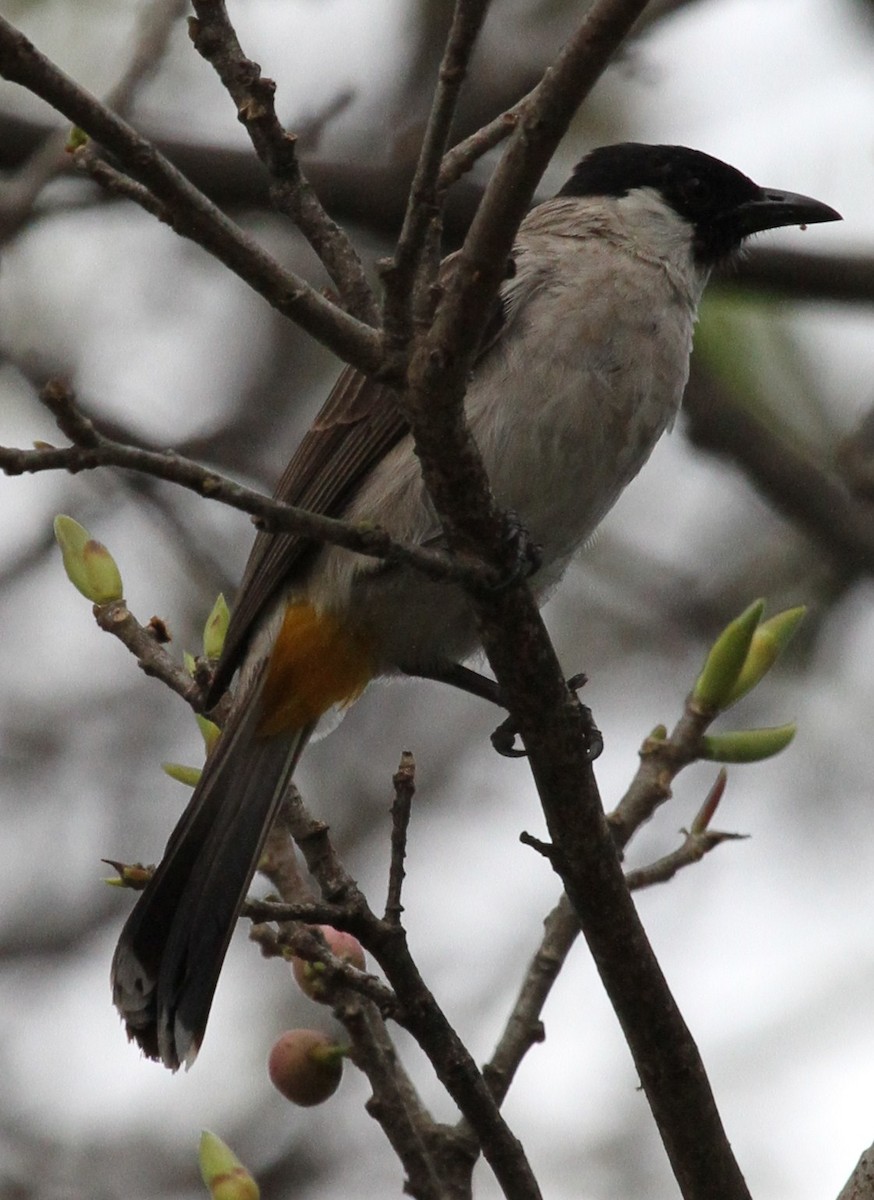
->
[680,176,714,208]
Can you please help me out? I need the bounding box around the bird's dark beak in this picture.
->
[732,188,842,237]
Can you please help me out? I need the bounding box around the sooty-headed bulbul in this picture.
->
[111,143,841,1068]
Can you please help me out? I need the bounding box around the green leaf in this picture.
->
[196,714,220,752]
[722,606,806,707]
[162,762,202,787]
[693,599,765,711]
[700,723,796,763]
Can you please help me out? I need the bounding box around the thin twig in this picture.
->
[251,798,449,1200]
[280,785,543,1200]
[382,0,493,360]
[385,751,416,925]
[0,16,382,374]
[479,894,579,1109]
[72,149,172,220]
[439,98,526,191]
[397,0,754,1191]
[92,599,204,709]
[0,0,186,244]
[189,0,377,325]
[624,828,747,890]
[624,769,748,890]
[1,380,500,592]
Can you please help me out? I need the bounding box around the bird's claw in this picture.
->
[478,511,541,595]
[490,674,603,760]
[490,715,528,757]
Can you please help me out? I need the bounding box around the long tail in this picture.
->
[111,696,313,1070]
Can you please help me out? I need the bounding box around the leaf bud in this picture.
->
[700,722,796,763]
[53,515,123,604]
[721,606,806,707]
[196,714,221,753]
[162,762,203,787]
[198,1130,259,1200]
[692,599,765,712]
[203,594,230,660]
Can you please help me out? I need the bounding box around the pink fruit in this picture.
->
[267,1030,344,1107]
[290,926,366,1002]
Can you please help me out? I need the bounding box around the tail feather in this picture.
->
[111,698,313,1069]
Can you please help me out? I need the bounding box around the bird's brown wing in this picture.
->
[207,249,519,703]
[208,368,408,700]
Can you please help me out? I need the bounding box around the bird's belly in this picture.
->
[308,276,694,672]
[472,305,691,566]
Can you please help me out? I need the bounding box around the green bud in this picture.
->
[700,722,796,763]
[198,1131,259,1200]
[53,515,123,603]
[162,762,203,787]
[183,650,197,676]
[103,861,151,888]
[203,594,230,660]
[196,714,221,753]
[722,606,806,707]
[692,599,765,712]
[66,126,89,152]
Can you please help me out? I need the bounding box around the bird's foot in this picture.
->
[487,676,605,758]
[490,673,603,761]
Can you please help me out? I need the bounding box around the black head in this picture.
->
[558,143,841,263]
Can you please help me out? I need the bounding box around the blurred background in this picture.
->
[1,0,873,1196]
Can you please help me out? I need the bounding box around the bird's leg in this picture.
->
[489,673,602,761]
[479,509,542,593]
[404,666,602,761]
[404,662,504,706]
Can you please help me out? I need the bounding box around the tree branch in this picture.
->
[478,893,578,1110]
[279,786,543,1200]
[1,380,498,593]
[343,998,461,1200]
[0,17,382,373]
[91,599,205,709]
[838,1144,874,1200]
[2,98,867,305]
[188,0,378,325]
[683,361,874,581]
[474,760,743,1131]
[252,803,453,1200]
[732,245,874,307]
[395,0,754,1194]
[0,4,813,1196]
[381,0,493,357]
[0,0,187,245]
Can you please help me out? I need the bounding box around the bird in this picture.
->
[111,142,841,1069]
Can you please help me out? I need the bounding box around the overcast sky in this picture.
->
[1,2,872,1198]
